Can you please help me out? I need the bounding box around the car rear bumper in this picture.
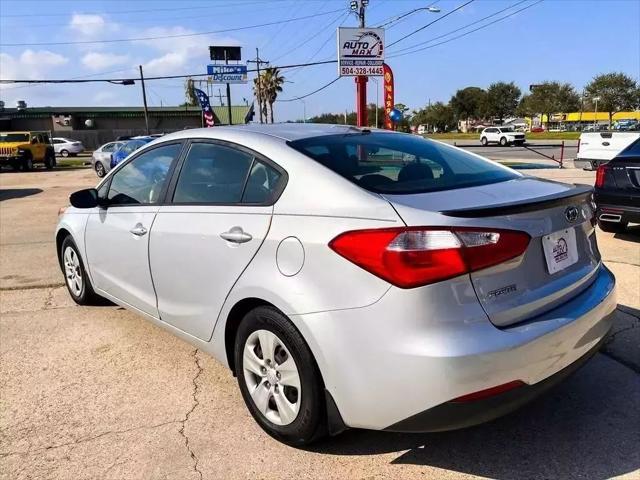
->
[295,264,616,431]
[596,204,640,224]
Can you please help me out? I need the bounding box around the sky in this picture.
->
[0,0,639,122]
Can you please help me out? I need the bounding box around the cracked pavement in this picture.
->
[1,168,639,479]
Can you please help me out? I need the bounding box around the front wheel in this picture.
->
[44,152,56,170]
[60,236,103,305]
[95,161,106,177]
[235,306,327,446]
[499,137,508,146]
[22,156,34,171]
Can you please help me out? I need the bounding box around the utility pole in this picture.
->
[139,65,150,135]
[223,50,233,125]
[355,0,368,127]
[248,48,269,123]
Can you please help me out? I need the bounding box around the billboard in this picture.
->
[206,65,248,84]
[337,27,384,77]
[209,46,242,61]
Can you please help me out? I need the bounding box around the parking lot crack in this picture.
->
[178,348,204,480]
[0,420,180,458]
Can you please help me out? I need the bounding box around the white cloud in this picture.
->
[69,14,106,36]
[81,52,130,71]
[0,49,69,80]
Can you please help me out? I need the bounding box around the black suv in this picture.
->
[594,138,640,233]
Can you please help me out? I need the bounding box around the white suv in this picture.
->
[480,126,525,146]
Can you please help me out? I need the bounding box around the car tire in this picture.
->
[60,236,103,305]
[60,149,69,158]
[235,306,327,446]
[22,156,33,171]
[481,137,488,146]
[597,219,628,233]
[44,152,56,170]
[95,161,106,177]
[499,137,508,146]
[10,161,21,171]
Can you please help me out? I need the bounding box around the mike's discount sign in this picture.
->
[337,28,385,77]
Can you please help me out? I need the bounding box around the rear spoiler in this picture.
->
[440,184,593,218]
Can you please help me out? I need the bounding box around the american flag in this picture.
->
[194,88,215,127]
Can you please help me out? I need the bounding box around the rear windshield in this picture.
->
[288,132,519,194]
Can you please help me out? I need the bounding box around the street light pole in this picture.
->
[593,96,601,130]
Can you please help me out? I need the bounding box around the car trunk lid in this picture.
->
[383,177,600,327]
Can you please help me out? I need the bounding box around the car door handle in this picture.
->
[220,227,252,244]
[130,224,148,236]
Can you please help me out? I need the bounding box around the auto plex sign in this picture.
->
[337,27,384,77]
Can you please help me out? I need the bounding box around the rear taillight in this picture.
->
[329,227,530,288]
[595,164,609,188]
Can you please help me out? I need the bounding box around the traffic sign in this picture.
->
[337,27,384,77]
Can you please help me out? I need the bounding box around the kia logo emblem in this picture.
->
[565,206,579,223]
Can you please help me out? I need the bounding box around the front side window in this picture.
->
[289,133,519,195]
[107,143,180,205]
[0,133,30,143]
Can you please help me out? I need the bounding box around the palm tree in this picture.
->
[262,67,285,123]
[252,76,267,124]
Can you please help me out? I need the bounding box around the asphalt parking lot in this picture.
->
[1,166,639,480]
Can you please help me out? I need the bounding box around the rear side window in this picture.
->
[173,142,283,204]
[288,133,519,194]
[620,138,640,157]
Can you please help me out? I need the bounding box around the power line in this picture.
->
[0,2,296,29]
[386,0,475,49]
[387,0,544,59]
[375,1,441,28]
[0,60,339,84]
[277,77,341,102]
[0,8,346,46]
[0,0,273,18]
[390,0,529,54]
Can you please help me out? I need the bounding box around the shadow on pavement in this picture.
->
[614,225,640,242]
[312,356,640,479]
[0,188,43,201]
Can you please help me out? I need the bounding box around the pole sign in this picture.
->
[337,27,384,77]
[206,64,248,84]
[383,63,394,130]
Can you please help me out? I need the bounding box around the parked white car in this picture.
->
[56,124,616,446]
[480,126,526,146]
[52,138,84,157]
[91,141,124,177]
[574,131,640,170]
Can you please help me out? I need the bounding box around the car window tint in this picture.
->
[107,144,180,205]
[289,133,519,195]
[241,160,282,203]
[173,143,253,204]
[102,143,115,152]
[621,139,640,157]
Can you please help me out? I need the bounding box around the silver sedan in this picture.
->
[56,124,616,445]
[91,141,124,177]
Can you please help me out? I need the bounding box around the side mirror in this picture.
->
[69,188,99,209]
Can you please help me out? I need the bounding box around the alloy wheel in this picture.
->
[63,246,83,296]
[243,329,302,426]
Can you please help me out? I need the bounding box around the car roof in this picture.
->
[159,123,385,144]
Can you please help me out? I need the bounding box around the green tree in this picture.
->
[485,81,521,123]
[585,72,639,127]
[262,67,286,123]
[412,102,455,132]
[526,81,579,128]
[183,78,198,107]
[450,87,487,129]
[252,75,267,124]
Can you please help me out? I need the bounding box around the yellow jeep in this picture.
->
[0,131,56,171]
